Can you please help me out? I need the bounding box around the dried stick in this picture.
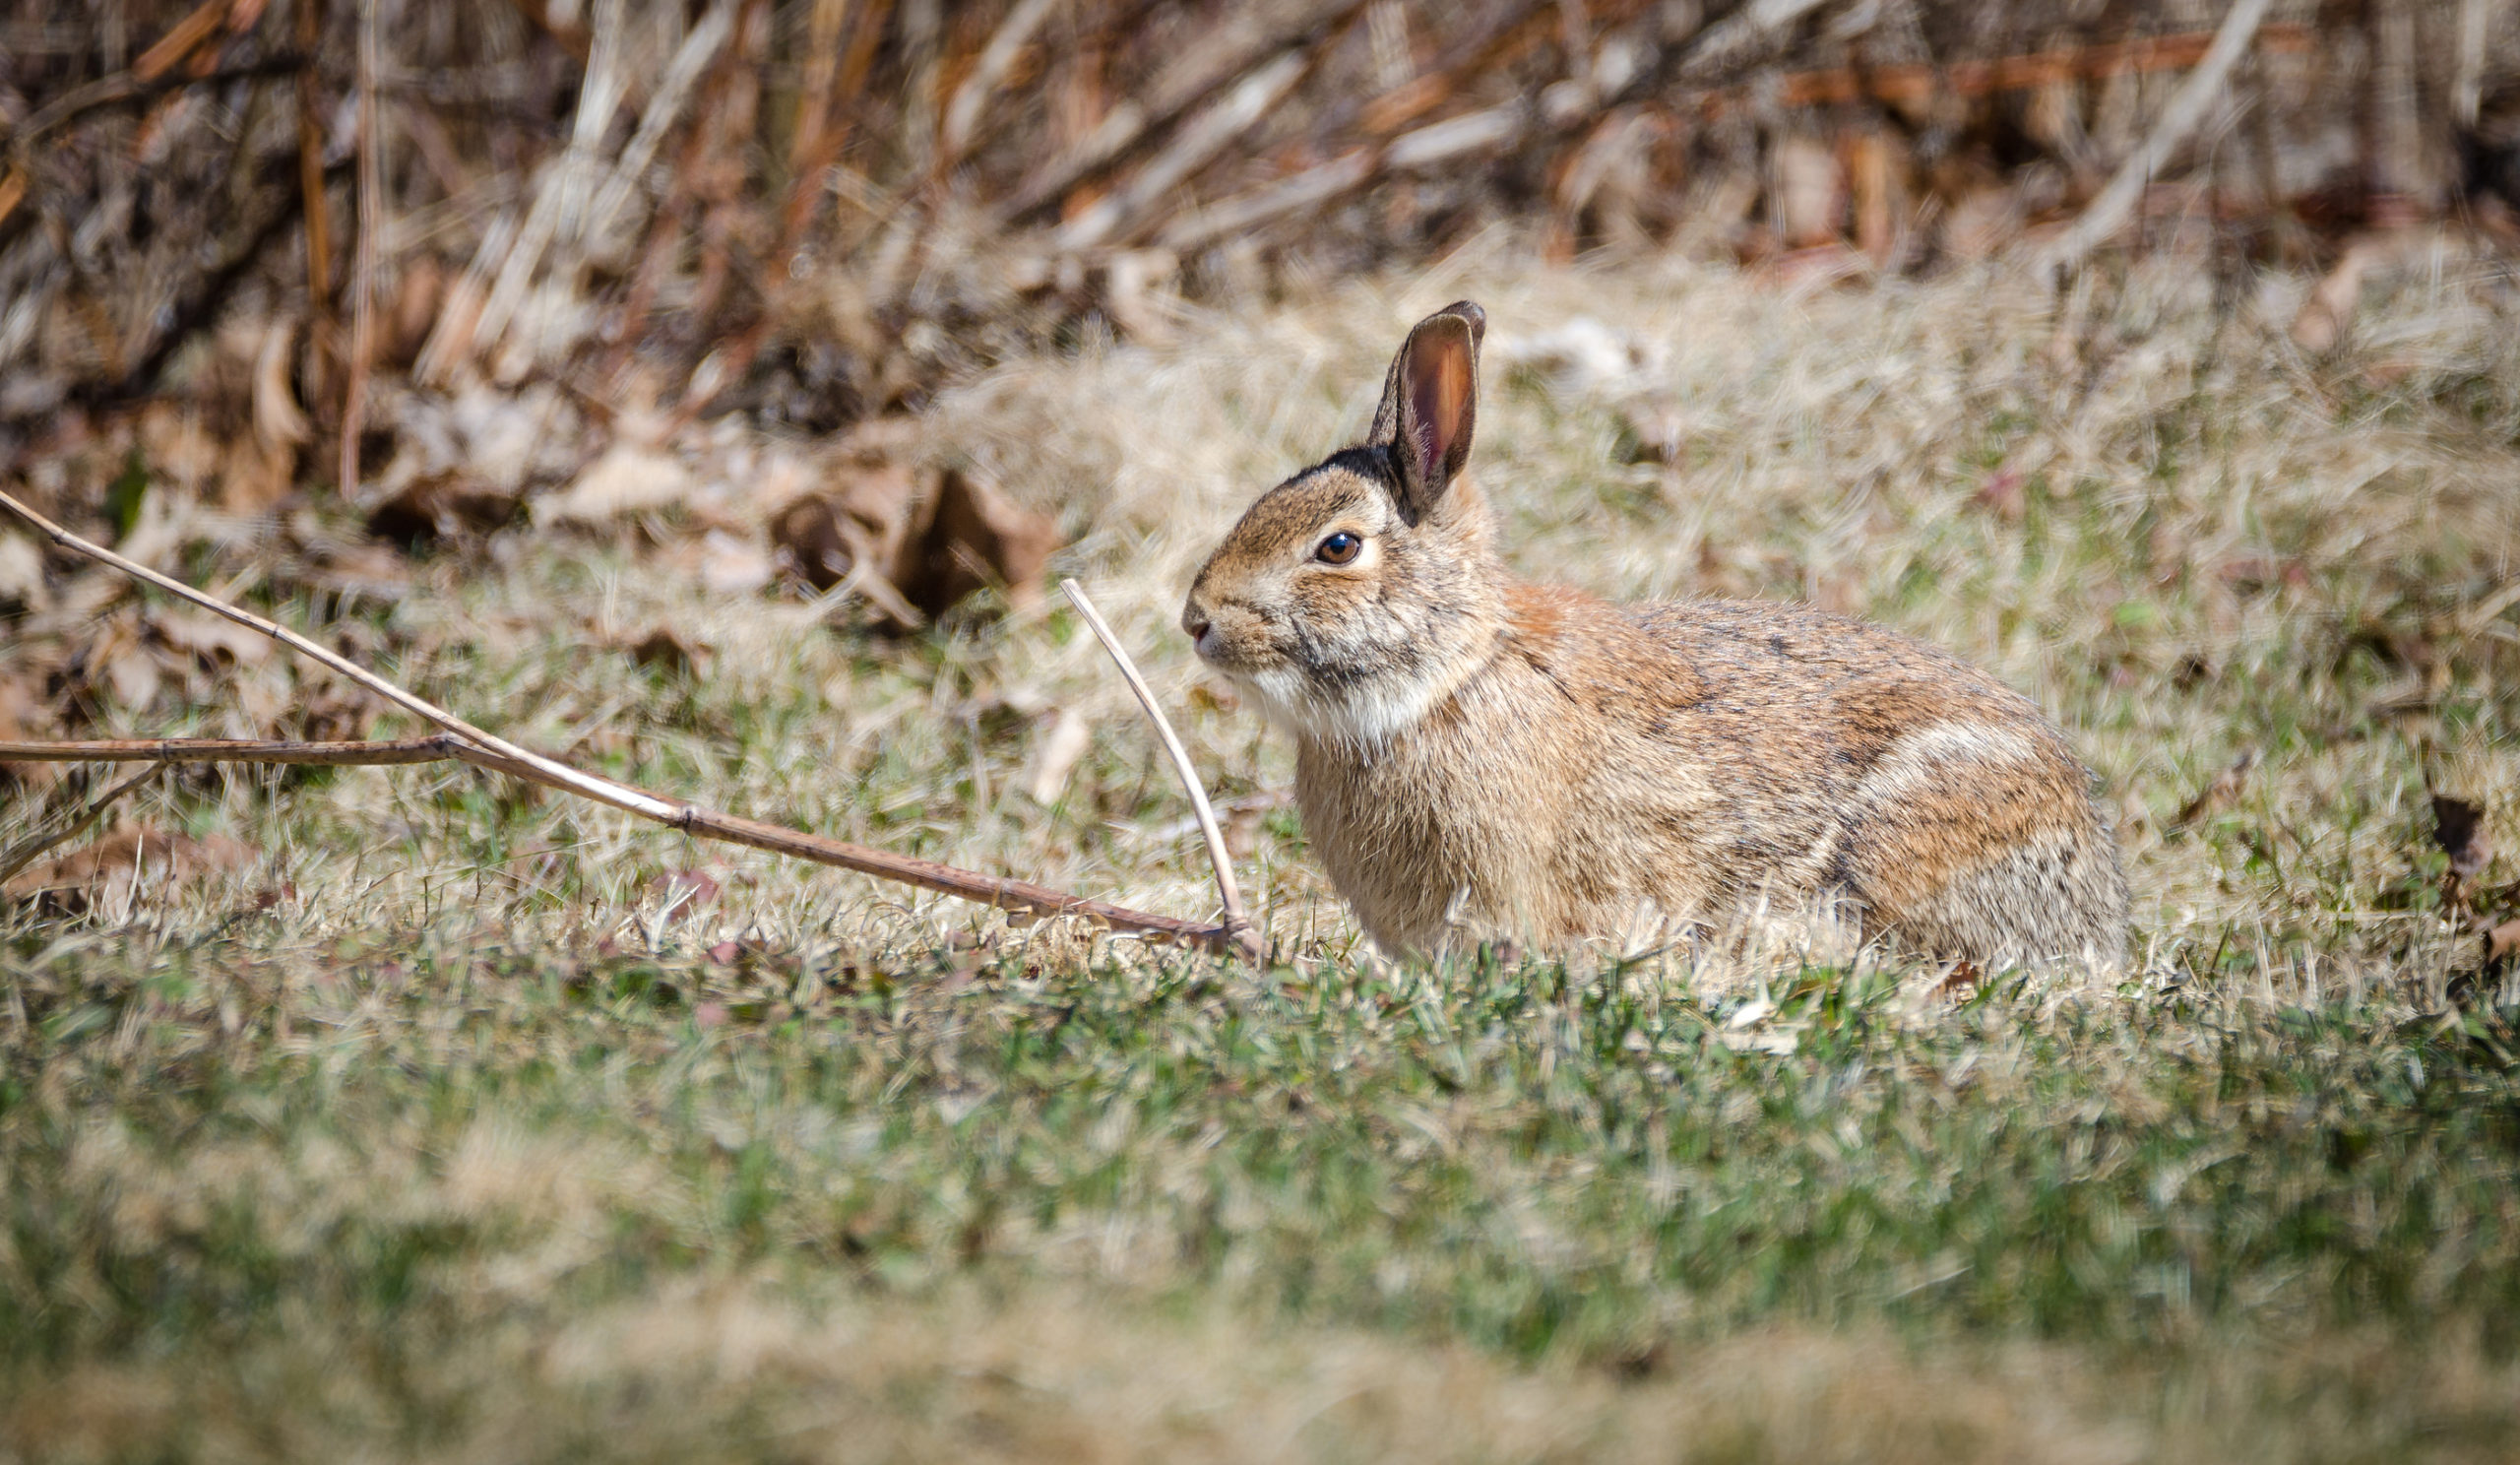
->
[1001,0,1369,223]
[338,0,382,496]
[296,0,333,405]
[939,0,1059,164]
[2038,0,2274,277]
[680,0,872,418]
[1670,0,1830,85]
[588,4,733,250]
[0,51,302,233]
[0,486,680,823]
[1059,579,1261,961]
[134,0,237,84]
[1054,47,1312,249]
[0,737,1235,948]
[1762,24,2311,111]
[0,503,1243,952]
[0,765,164,886]
[1161,149,1373,249]
[507,0,593,62]
[1358,0,1553,134]
[3,736,462,769]
[786,0,853,198]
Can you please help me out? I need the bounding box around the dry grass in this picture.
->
[20,1278,2520,1464]
[7,242,2520,1460]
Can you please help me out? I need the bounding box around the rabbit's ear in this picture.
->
[1368,300,1485,521]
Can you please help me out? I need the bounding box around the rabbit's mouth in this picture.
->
[1181,598,1282,674]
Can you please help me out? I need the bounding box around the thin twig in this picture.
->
[134,0,237,84]
[1054,45,1315,250]
[296,0,334,407]
[0,485,683,822]
[1669,0,1831,85]
[339,0,383,497]
[1059,579,1261,961]
[1,736,462,768]
[1000,0,1370,223]
[0,53,304,233]
[0,736,1236,948]
[679,0,871,420]
[0,514,1242,950]
[0,765,164,887]
[2038,0,2274,278]
[939,0,1059,164]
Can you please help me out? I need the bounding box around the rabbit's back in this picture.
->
[1295,590,2126,963]
[1633,599,2125,960]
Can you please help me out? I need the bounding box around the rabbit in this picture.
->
[1180,300,2128,968]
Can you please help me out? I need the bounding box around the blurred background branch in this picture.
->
[0,0,2512,490]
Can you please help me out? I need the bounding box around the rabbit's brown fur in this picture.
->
[1183,301,2127,966]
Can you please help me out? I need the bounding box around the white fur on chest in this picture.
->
[1237,665,1458,757]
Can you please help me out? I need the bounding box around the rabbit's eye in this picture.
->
[1315,531,1362,565]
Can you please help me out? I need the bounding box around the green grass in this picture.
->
[7,251,2520,1459]
[9,928,2520,1459]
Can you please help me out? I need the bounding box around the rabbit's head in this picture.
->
[1183,301,1502,748]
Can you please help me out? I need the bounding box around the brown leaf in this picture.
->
[534,444,695,527]
[648,868,721,921]
[2486,918,2520,968]
[1771,135,1845,248]
[240,881,297,917]
[2291,242,2375,354]
[2171,749,2256,831]
[0,673,62,791]
[695,530,777,596]
[287,683,374,744]
[250,317,310,452]
[767,422,925,598]
[898,466,1059,619]
[137,402,221,496]
[1975,467,2026,522]
[625,627,712,679]
[149,610,273,670]
[102,642,164,713]
[1223,801,1265,860]
[366,473,518,548]
[291,541,415,601]
[769,458,917,593]
[1615,399,1688,466]
[0,532,45,612]
[4,824,255,916]
[386,257,448,369]
[2434,795,2492,882]
[1025,710,1094,805]
[769,494,854,592]
[1939,185,2021,262]
[218,434,297,514]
